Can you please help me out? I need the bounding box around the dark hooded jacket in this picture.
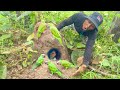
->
[57,12,97,66]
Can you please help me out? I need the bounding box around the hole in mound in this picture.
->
[47,48,61,60]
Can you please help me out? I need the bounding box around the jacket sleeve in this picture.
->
[83,31,97,66]
[56,13,78,30]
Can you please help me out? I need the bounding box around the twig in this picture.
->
[88,65,117,77]
[70,47,85,51]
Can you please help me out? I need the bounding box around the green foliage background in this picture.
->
[0,11,120,79]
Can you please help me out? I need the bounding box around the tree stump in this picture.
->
[33,22,70,61]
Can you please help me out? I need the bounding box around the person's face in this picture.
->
[50,51,56,58]
[82,19,95,31]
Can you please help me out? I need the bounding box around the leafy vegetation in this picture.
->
[0,11,120,79]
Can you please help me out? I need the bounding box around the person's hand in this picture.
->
[72,64,87,76]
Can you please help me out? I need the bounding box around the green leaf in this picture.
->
[0,34,12,41]
[111,56,120,65]
[0,63,7,79]
[116,43,120,47]
[27,33,34,41]
[66,43,74,49]
[118,38,120,43]
[27,62,31,66]
[17,11,32,21]
[70,41,73,45]
[22,60,28,67]
[76,43,85,48]
[101,59,110,67]
[24,40,34,46]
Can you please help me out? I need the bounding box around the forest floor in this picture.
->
[6,60,78,79]
[3,30,100,79]
[1,29,77,79]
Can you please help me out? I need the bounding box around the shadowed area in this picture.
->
[47,48,61,60]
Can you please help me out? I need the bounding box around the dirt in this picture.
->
[33,22,70,60]
[6,54,100,79]
[6,22,77,79]
[6,59,77,79]
[5,22,100,79]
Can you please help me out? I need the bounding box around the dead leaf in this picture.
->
[1,51,11,54]
[92,60,100,65]
[26,47,37,53]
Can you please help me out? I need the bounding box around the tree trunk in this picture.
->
[108,11,120,43]
[16,11,21,17]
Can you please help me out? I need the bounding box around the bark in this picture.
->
[16,11,21,17]
[109,11,120,43]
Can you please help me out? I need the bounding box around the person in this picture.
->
[50,51,57,60]
[47,48,61,61]
[56,12,103,76]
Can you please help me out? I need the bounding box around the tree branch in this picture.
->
[88,65,117,77]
